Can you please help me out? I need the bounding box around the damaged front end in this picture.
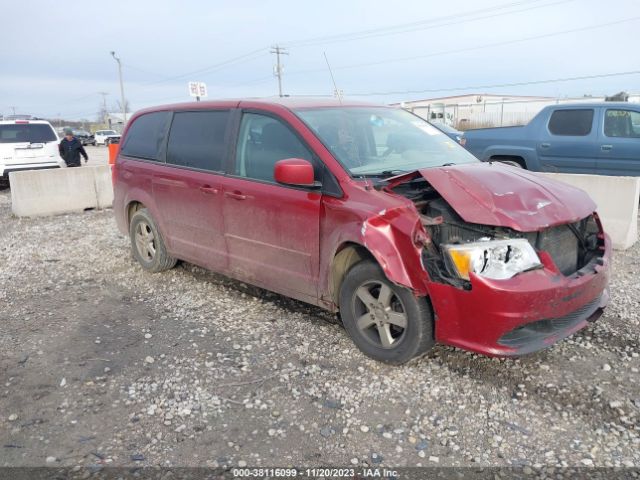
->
[418,193,605,289]
[384,164,611,356]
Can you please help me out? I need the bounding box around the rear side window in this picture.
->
[120,112,171,160]
[166,111,229,171]
[548,109,594,136]
[0,124,57,143]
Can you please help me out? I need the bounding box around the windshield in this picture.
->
[295,107,477,176]
[0,124,57,143]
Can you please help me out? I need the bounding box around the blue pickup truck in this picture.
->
[461,102,640,175]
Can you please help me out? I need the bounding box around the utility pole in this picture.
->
[270,45,288,97]
[10,106,16,116]
[110,51,127,124]
[98,91,109,124]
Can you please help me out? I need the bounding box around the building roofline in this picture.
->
[391,93,557,105]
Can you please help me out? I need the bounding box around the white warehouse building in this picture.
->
[395,93,640,129]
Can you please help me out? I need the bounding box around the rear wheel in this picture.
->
[339,260,434,364]
[491,156,525,168]
[129,208,177,272]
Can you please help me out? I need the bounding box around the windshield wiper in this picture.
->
[360,169,407,178]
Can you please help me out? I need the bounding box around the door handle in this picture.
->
[601,144,613,151]
[199,185,219,195]
[540,143,551,149]
[224,191,247,200]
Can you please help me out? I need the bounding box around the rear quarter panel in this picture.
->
[113,158,160,236]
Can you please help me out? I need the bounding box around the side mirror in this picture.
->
[274,158,318,188]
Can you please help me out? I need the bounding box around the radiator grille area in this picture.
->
[538,224,579,275]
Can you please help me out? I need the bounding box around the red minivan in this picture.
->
[113,97,611,363]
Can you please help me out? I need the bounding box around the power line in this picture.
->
[348,70,640,97]
[122,62,173,80]
[282,0,572,47]
[143,47,269,86]
[284,16,640,77]
[126,0,568,91]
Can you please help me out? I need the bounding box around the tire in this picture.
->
[129,208,177,273]
[500,160,524,168]
[491,157,525,168]
[339,260,434,364]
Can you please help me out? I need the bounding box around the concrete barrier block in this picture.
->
[538,172,639,250]
[95,166,115,208]
[10,166,114,217]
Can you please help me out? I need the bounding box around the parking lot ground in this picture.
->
[84,145,109,166]
[0,188,639,470]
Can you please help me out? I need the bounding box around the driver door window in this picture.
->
[604,109,640,138]
[235,113,313,182]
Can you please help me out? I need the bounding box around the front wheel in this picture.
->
[129,208,177,273]
[339,261,434,364]
[499,159,524,168]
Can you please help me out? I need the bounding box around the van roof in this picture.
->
[133,96,380,116]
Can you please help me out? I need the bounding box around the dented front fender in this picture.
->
[360,205,430,296]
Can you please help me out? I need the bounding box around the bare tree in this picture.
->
[114,99,131,114]
[97,104,109,123]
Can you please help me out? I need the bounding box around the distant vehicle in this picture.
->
[0,120,63,184]
[430,122,463,143]
[62,127,94,146]
[94,129,121,146]
[460,103,640,175]
[4,114,39,121]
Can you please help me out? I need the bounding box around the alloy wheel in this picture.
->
[135,221,156,261]
[352,281,408,349]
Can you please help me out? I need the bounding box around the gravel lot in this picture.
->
[0,184,638,471]
[83,145,110,166]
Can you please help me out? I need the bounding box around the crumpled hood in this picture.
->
[387,162,597,231]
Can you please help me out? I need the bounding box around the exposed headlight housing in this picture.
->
[443,239,541,280]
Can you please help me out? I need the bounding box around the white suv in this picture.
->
[0,120,64,184]
[94,129,121,146]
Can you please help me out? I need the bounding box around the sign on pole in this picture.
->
[188,81,208,101]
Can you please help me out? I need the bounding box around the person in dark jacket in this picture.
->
[59,128,88,167]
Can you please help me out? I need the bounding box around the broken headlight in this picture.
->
[443,239,541,280]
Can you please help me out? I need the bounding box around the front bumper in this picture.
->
[428,234,612,356]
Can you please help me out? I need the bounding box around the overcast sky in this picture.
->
[1,0,639,120]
